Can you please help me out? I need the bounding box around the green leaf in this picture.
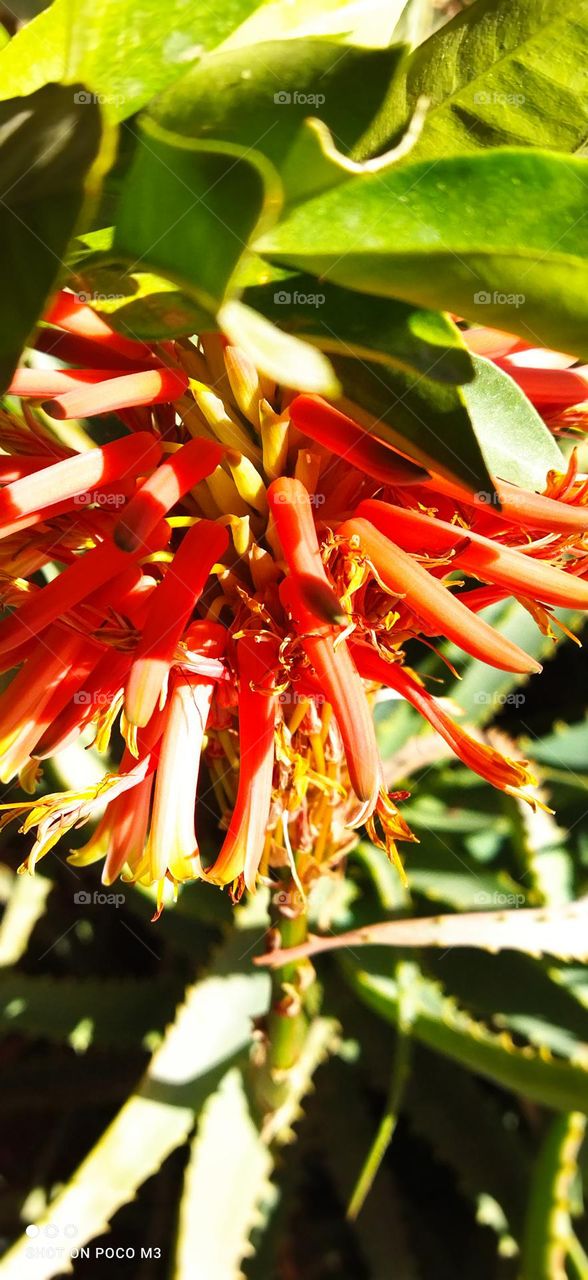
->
[173,1069,274,1280]
[0,83,103,392]
[425,950,588,1063]
[221,0,412,49]
[0,872,52,967]
[219,299,340,396]
[0,973,182,1051]
[329,355,496,494]
[77,266,214,340]
[243,272,475,384]
[521,1112,586,1280]
[150,39,407,204]
[259,148,588,360]
[463,356,565,490]
[0,0,269,120]
[526,719,588,772]
[113,119,281,314]
[0,907,270,1280]
[406,1047,530,1242]
[258,901,588,967]
[343,959,588,1113]
[370,0,588,163]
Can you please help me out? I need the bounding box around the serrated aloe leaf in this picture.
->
[0,872,52,967]
[425,950,588,1064]
[257,901,588,968]
[0,0,270,119]
[173,1068,274,1280]
[521,1112,587,1280]
[259,149,588,360]
[406,1047,530,1241]
[0,974,182,1050]
[343,960,588,1113]
[0,919,270,1280]
[370,0,588,163]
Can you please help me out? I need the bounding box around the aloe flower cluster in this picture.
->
[2,290,588,913]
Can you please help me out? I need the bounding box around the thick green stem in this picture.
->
[265,880,313,1073]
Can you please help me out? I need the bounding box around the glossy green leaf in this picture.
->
[463,355,565,490]
[114,119,281,314]
[329,355,495,494]
[150,39,407,203]
[243,271,475,383]
[259,149,588,360]
[369,0,588,163]
[77,266,213,340]
[219,300,341,397]
[221,0,411,49]
[0,83,103,392]
[0,0,269,120]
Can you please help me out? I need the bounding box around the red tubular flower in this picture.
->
[268,476,345,623]
[201,633,277,890]
[422,471,588,535]
[0,522,170,657]
[145,674,214,884]
[350,644,534,798]
[355,499,588,609]
[33,647,133,758]
[43,368,189,420]
[493,362,588,410]
[125,521,229,727]
[8,368,124,398]
[338,517,540,674]
[279,575,382,812]
[44,291,157,365]
[0,432,161,523]
[288,395,427,485]
[114,438,224,552]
